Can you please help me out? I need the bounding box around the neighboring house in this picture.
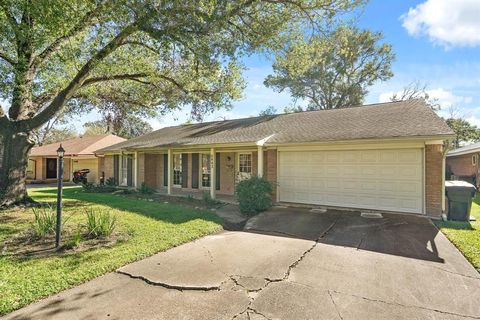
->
[97,100,454,218]
[28,134,126,184]
[446,143,480,187]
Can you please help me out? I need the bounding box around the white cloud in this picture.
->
[378,88,472,108]
[401,0,480,48]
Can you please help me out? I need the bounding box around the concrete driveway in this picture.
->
[4,208,480,320]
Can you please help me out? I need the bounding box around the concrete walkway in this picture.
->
[4,208,480,320]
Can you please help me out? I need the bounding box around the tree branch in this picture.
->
[81,73,148,87]
[21,24,139,131]
[33,4,102,67]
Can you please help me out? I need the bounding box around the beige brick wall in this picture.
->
[103,155,114,180]
[425,144,444,217]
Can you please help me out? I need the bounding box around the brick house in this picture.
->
[96,100,454,218]
[446,143,480,187]
[28,134,125,184]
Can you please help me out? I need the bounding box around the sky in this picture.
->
[149,0,480,129]
[2,0,480,131]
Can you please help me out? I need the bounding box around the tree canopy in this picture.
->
[264,25,394,110]
[0,0,363,206]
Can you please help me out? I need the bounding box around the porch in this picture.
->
[108,145,277,200]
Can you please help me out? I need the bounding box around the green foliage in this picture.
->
[105,177,117,187]
[31,205,56,237]
[235,176,273,215]
[435,193,480,270]
[138,182,154,194]
[265,25,394,110]
[64,230,82,249]
[0,187,222,315]
[445,118,480,149]
[85,208,117,238]
[202,191,220,208]
[259,106,278,116]
[84,115,153,139]
[83,182,116,193]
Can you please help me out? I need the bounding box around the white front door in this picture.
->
[237,153,253,181]
[278,148,424,213]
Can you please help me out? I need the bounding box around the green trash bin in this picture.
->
[445,181,476,221]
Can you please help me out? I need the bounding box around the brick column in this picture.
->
[425,144,444,217]
[265,149,278,202]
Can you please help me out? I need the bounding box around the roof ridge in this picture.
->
[153,100,416,131]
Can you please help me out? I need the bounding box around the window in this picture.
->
[173,154,182,186]
[121,156,128,186]
[201,154,211,187]
[473,154,478,166]
[239,153,252,173]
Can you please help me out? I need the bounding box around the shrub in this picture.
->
[85,208,117,238]
[105,177,117,187]
[64,230,82,249]
[202,191,220,208]
[235,176,273,215]
[83,183,117,193]
[138,182,154,194]
[82,182,95,192]
[31,205,56,237]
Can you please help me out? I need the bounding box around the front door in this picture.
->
[237,153,252,181]
[46,158,57,179]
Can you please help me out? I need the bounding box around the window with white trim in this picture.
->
[239,153,252,173]
[173,154,182,186]
[473,154,478,166]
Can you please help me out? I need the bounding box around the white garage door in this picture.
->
[278,149,423,213]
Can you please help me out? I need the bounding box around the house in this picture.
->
[28,134,126,184]
[96,100,454,217]
[446,143,480,187]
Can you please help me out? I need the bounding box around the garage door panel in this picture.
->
[279,149,423,214]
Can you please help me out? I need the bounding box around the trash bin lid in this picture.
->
[445,180,477,192]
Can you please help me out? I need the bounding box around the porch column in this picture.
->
[133,151,138,188]
[210,148,216,199]
[257,146,264,177]
[167,149,173,195]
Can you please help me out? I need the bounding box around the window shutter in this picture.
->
[113,155,119,185]
[191,153,199,189]
[127,157,133,187]
[181,153,188,188]
[216,152,220,190]
[163,154,168,187]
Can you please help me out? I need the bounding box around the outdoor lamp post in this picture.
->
[55,144,65,248]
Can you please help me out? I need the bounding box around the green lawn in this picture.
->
[435,193,480,272]
[0,187,222,315]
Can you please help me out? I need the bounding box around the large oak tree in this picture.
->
[0,0,361,206]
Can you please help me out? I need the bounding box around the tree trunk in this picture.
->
[0,128,34,207]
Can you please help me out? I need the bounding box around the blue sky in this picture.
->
[152,0,480,129]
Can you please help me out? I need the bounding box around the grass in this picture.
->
[435,193,480,271]
[0,186,222,315]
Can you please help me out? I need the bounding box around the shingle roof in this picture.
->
[447,142,480,157]
[30,134,126,157]
[98,100,454,153]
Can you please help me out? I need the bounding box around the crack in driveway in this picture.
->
[115,270,222,291]
[230,219,340,320]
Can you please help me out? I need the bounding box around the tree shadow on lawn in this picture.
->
[29,187,223,226]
